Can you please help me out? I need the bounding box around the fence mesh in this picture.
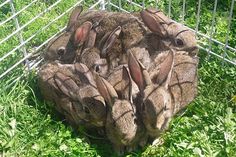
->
[0,0,235,88]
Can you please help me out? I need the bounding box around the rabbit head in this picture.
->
[38,62,107,127]
[79,26,122,77]
[140,8,198,56]
[53,62,107,127]
[38,62,85,126]
[44,6,93,63]
[128,51,174,138]
[44,31,75,63]
[80,47,108,76]
[55,97,85,126]
[96,67,138,153]
[140,8,199,114]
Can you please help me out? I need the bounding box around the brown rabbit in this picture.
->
[44,6,93,63]
[140,8,199,113]
[95,66,147,154]
[38,62,107,127]
[139,8,198,61]
[128,51,174,139]
[78,25,122,77]
[38,62,84,126]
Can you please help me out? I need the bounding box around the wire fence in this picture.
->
[0,0,235,87]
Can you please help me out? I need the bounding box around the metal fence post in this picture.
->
[100,0,106,10]
[181,0,186,23]
[9,0,30,71]
[168,0,172,17]
[207,0,218,59]
[223,0,235,65]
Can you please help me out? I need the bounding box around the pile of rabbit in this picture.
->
[38,6,199,154]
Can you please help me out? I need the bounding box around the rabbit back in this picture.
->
[169,52,199,114]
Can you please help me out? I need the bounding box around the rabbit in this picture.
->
[139,8,199,113]
[95,66,147,155]
[38,61,107,128]
[140,8,198,55]
[128,51,174,139]
[77,24,122,77]
[38,62,84,126]
[43,6,119,64]
[44,6,102,64]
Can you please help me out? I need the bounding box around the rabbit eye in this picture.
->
[57,47,65,56]
[83,106,90,114]
[175,38,184,47]
[93,64,100,72]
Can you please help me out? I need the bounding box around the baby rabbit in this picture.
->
[140,8,199,113]
[128,51,174,139]
[95,66,146,155]
[38,62,83,126]
[140,8,198,55]
[78,24,122,77]
[38,62,107,128]
[44,6,102,64]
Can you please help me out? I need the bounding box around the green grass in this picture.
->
[0,0,236,156]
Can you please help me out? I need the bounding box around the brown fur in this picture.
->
[38,62,106,127]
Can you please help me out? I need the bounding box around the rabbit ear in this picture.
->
[100,26,121,57]
[74,21,92,45]
[120,66,132,101]
[128,52,152,91]
[66,6,83,31]
[140,8,170,37]
[54,72,80,101]
[74,63,96,87]
[85,28,97,48]
[156,49,175,89]
[95,74,118,107]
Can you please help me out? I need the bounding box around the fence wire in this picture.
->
[0,0,235,85]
